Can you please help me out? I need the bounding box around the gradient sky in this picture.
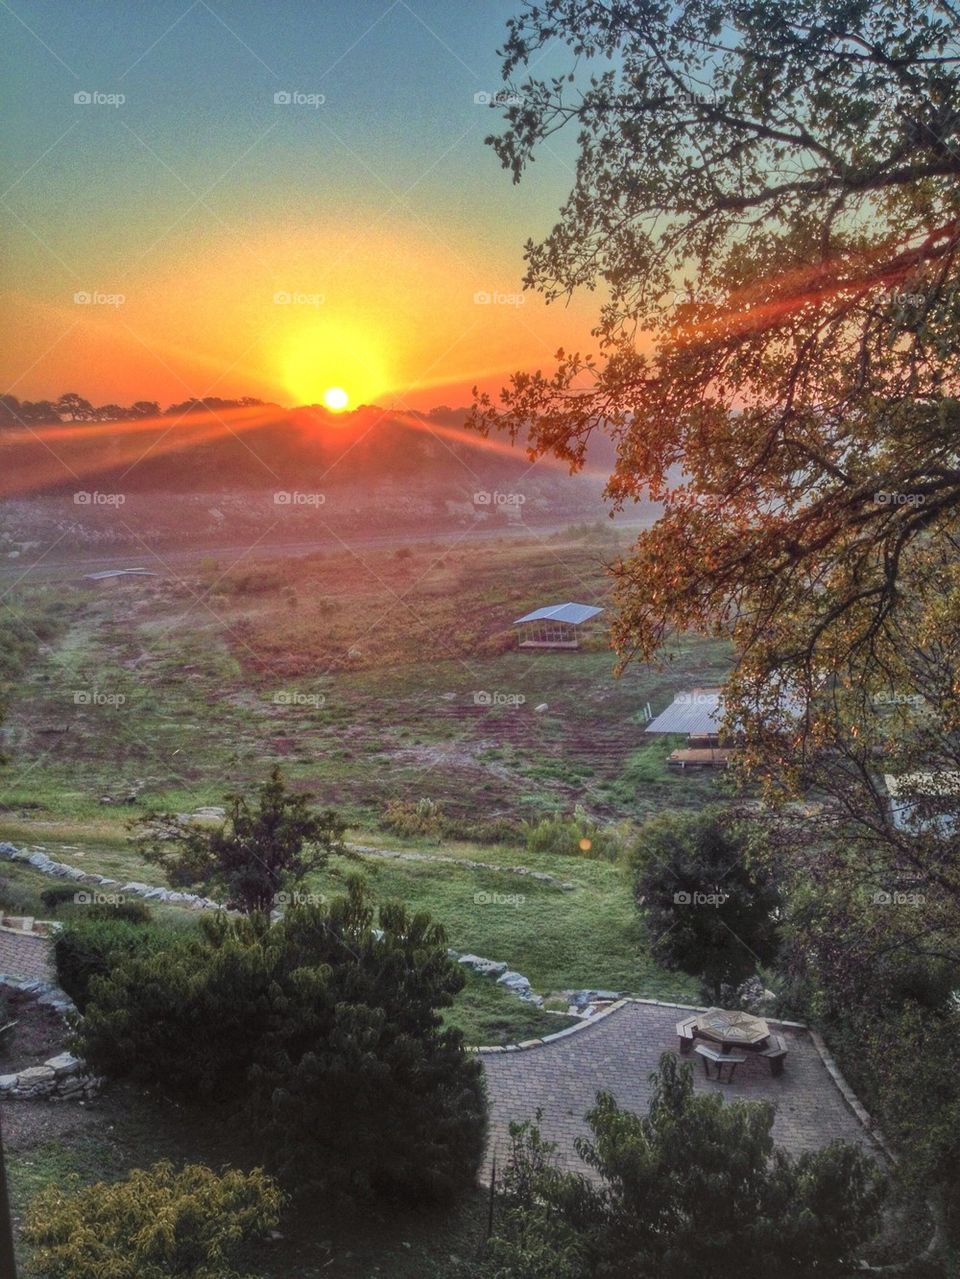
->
[2,0,598,412]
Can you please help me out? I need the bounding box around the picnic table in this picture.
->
[696,1007,770,1051]
[677,1008,789,1076]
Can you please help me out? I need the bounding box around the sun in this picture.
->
[323,386,349,412]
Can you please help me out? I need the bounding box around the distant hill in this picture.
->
[0,401,617,497]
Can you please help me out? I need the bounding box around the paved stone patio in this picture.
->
[482,1001,883,1177]
[0,929,54,982]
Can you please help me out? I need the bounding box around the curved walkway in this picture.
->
[480,1000,885,1177]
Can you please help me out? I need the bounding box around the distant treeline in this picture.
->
[0,393,275,427]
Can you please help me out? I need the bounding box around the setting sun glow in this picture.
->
[323,386,349,412]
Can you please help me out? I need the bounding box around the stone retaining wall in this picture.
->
[0,1051,103,1101]
[0,841,221,910]
[0,927,103,1102]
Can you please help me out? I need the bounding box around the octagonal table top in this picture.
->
[696,1007,770,1046]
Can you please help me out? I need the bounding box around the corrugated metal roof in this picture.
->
[513,602,604,626]
[646,687,804,736]
[645,689,724,735]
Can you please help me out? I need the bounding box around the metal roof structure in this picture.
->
[884,771,960,836]
[513,602,603,626]
[646,686,804,737]
[84,568,159,581]
[645,689,725,736]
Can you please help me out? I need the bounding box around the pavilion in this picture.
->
[513,602,603,649]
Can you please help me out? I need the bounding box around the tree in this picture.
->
[129,400,160,418]
[631,810,781,1001]
[486,1054,885,1279]
[473,0,960,717]
[56,392,95,421]
[134,767,347,913]
[73,879,488,1206]
[23,1161,283,1279]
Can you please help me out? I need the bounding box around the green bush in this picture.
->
[88,899,153,925]
[75,879,488,1206]
[525,806,624,860]
[40,885,80,914]
[23,1161,283,1279]
[485,1054,885,1278]
[381,796,445,840]
[54,917,173,1010]
[0,876,43,916]
[442,814,524,845]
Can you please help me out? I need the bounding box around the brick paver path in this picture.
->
[482,1002,880,1177]
[0,929,54,982]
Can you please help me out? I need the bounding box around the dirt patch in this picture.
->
[0,997,68,1074]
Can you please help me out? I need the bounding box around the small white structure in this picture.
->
[884,771,960,836]
[513,602,603,649]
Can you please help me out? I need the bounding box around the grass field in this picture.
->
[0,530,719,1029]
[0,530,730,828]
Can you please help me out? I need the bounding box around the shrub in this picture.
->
[0,876,43,916]
[486,1054,885,1278]
[134,767,347,913]
[75,879,488,1205]
[442,814,524,845]
[54,917,173,1010]
[381,796,445,840]
[23,1161,283,1279]
[40,885,80,914]
[88,899,153,925]
[525,806,623,860]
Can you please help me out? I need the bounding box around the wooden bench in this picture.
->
[676,1016,699,1054]
[760,1033,788,1076]
[694,1042,747,1082]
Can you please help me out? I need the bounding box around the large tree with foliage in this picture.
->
[474,0,960,686]
[475,12,960,1227]
[632,809,781,1000]
[134,767,347,913]
[485,1053,885,1278]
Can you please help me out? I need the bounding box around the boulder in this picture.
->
[45,1053,82,1077]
